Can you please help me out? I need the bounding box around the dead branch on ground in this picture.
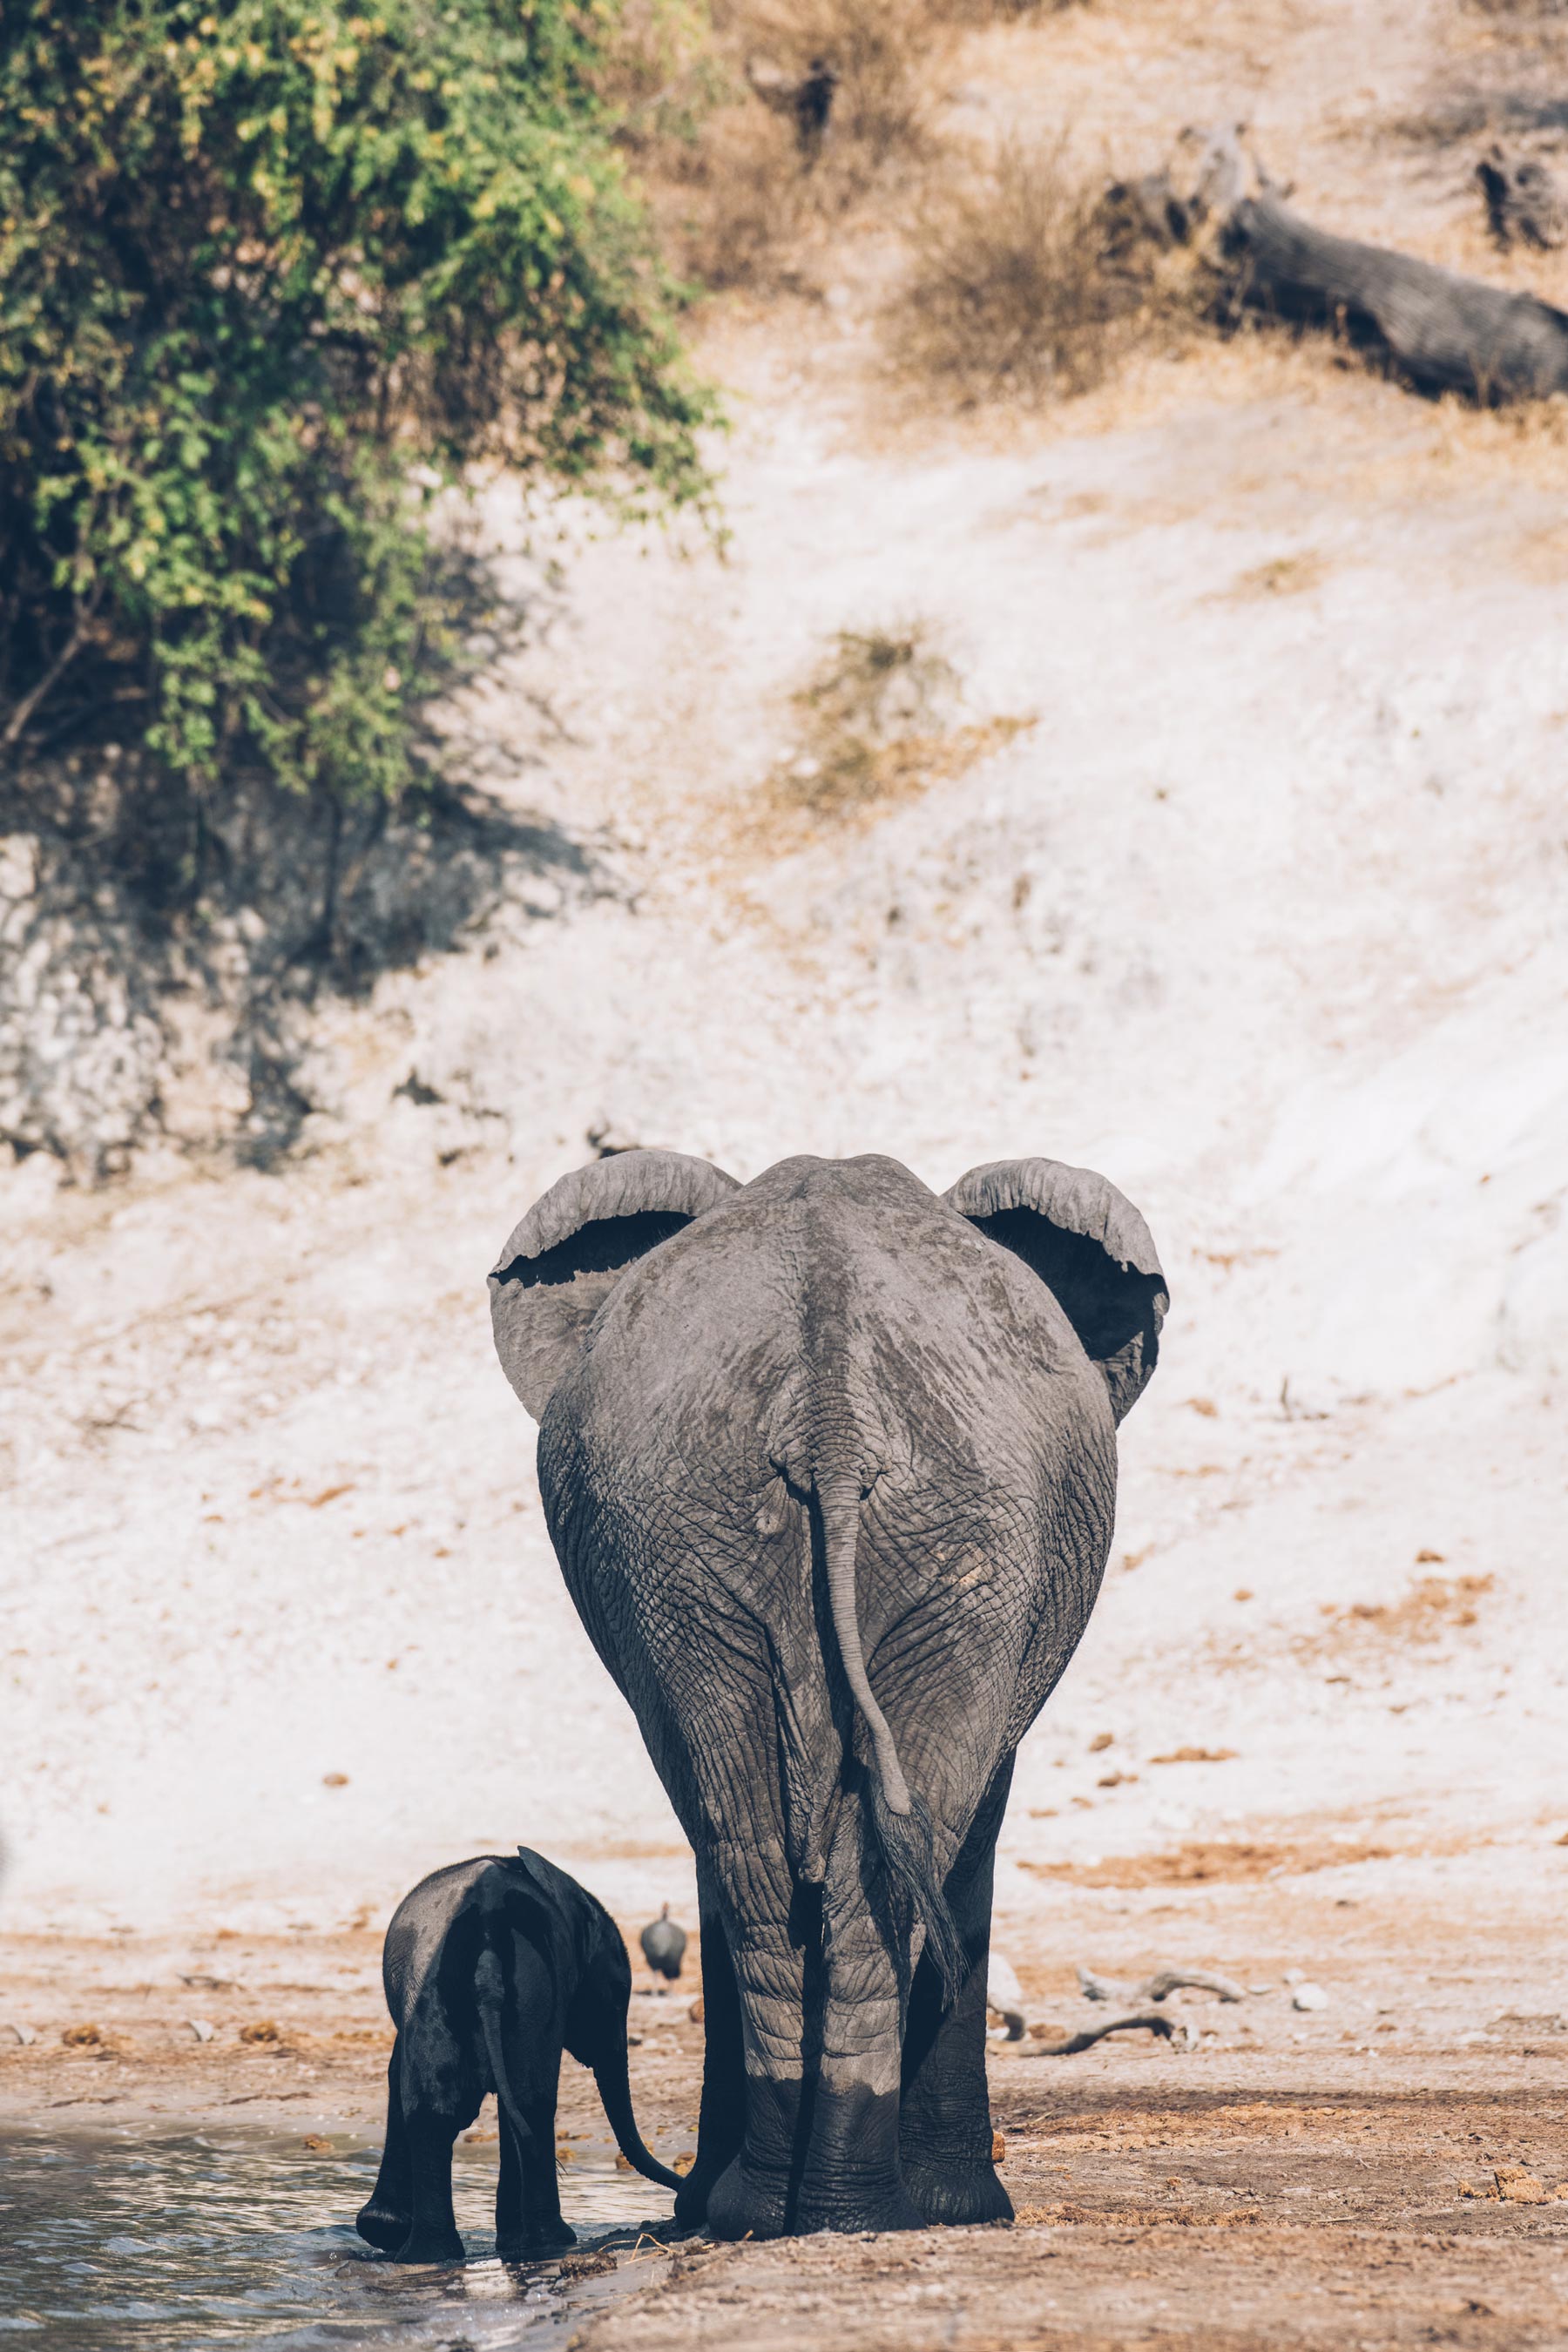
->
[1021,2011,1196,2056]
[1078,1963,1247,2005]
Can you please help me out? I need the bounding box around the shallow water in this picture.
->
[0,2126,676,2349]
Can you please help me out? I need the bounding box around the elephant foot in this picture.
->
[902,2157,1013,2228]
[706,2155,923,2241]
[497,2220,576,2259]
[672,2159,726,2229]
[355,2200,409,2251]
[794,2184,925,2238]
[390,2227,466,2265]
[902,2135,1010,2220]
[704,2155,786,2241]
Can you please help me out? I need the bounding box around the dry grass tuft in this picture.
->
[1321,1573,1494,1644]
[596,1,807,288]
[781,623,956,814]
[764,624,1031,824]
[1018,1838,1397,1890]
[733,624,1035,848]
[930,0,1084,18]
[1222,552,1329,600]
[654,100,813,290]
[1276,1572,1495,1674]
[884,135,1152,405]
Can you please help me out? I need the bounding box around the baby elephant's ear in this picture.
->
[945,1157,1168,1423]
[490,1150,740,1419]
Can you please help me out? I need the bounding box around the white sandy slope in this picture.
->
[2,357,1565,1947]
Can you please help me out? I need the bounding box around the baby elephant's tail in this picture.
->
[476,1945,680,2195]
[475,1947,536,2156]
[815,1470,965,1998]
[591,2037,684,2193]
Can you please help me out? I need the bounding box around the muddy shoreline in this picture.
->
[5,1899,1565,2349]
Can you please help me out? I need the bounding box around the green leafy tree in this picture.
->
[0,0,714,797]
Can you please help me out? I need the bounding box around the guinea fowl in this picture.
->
[639,1904,687,1983]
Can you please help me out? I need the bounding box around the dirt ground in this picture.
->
[6,1872,1566,2349]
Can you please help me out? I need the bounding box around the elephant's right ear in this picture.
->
[489,1149,740,1419]
[944,1157,1168,1423]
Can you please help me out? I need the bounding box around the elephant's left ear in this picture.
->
[490,1149,740,1419]
[944,1157,1169,1423]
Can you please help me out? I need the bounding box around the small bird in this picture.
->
[1477,145,1568,253]
[987,1950,1027,2041]
[639,1904,688,1984]
[745,55,839,165]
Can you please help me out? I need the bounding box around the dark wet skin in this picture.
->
[356,1848,681,2264]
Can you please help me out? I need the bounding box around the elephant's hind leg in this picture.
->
[495,2054,576,2257]
[899,1761,1014,2227]
[700,1898,814,2243]
[706,1800,924,2242]
[672,1867,746,2229]
[789,1860,924,2239]
[356,2038,414,2250]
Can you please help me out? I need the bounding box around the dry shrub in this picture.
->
[595,2,785,287]
[765,623,1032,824]
[653,100,811,288]
[591,0,727,150]
[608,0,956,287]
[887,135,1140,404]
[592,0,738,166]
[930,0,1082,18]
[734,0,950,179]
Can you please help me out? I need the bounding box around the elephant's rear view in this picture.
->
[490,1149,1166,2240]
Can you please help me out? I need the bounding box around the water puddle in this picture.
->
[0,2125,679,2349]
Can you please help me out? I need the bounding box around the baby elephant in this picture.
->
[355,1847,682,2262]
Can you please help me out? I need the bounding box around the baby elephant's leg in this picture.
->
[494,2045,574,2257]
[356,2039,413,2250]
[395,2107,467,2263]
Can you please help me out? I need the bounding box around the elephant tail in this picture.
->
[475,1945,536,2155]
[816,1470,965,1999]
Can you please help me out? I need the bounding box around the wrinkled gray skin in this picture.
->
[489,1152,1166,2243]
[355,1847,681,2263]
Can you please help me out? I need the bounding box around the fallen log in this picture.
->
[1078,1964,1246,2005]
[1111,123,1568,404]
[1224,192,1568,400]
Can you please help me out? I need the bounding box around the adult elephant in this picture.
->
[489,1151,1166,2241]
